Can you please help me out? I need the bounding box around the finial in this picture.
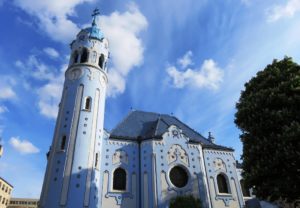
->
[92,8,100,26]
[208,132,215,143]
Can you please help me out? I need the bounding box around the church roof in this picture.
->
[109,110,233,151]
[84,27,104,40]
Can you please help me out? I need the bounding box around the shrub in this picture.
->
[169,195,202,208]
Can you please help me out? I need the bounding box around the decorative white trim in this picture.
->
[84,89,100,206]
[60,84,84,205]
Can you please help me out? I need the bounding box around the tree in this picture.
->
[169,195,202,208]
[235,57,300,201]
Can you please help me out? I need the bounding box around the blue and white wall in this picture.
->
[203,149,245,208]
[99,125,221,208]
[147,125,211,208]
[99,132,139,208]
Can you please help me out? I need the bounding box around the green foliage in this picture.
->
[169,195,202,208]
[235,57,300,201]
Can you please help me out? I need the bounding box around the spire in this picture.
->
[88,8,104,40]
[208,132,215,144]
[92,8,100,27]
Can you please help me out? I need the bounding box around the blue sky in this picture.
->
[0,0,300,198]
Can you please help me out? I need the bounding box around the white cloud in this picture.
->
[167,59,224,90]
[267,0,300,22]
[16,54,65,119]
[34,63,65,119]
[0,87,16,100]
[16,55,55,80]
[177,51,193,68]
[13,0,95,42]
[99,3,148,97]
[0,105,8,114]
[37,78,63,119]
[43,47,59,58]
[0,77,17,100]
[107,69,126,96]
[9,136,40,154]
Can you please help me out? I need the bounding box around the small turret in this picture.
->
[208,132,215,144]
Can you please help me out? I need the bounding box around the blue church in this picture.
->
[39,10,247,208]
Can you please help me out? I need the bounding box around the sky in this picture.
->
[0,0,300,198]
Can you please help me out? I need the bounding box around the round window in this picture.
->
[169,166,189,188]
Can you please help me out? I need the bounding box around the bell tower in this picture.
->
[39,9,109,208]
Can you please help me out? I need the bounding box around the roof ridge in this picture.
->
[153,115,161,136]
[132,110,171,117]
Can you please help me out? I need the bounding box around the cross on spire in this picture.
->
[92,8,100,17]
[92,8,100,26]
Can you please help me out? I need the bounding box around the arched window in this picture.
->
[240,179,250,197]
[217,174,230,194]
[60,135,67,150]
[98,54,105,68]
[113,168,126,191]
[84,97,92,111]
[73,51,79,64]
[80,48,88,63]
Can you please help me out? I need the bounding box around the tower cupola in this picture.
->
[68,9,109,73]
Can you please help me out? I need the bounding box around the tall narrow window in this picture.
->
[84,97,92,111]
[95,153,99,169]
[80,48,88,63]
[113,168,126,191]
[60,136,67,150]
[73,51,79,64]
[98,54,105,68]
[217,174,230,194]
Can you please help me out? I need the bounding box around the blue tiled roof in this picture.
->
[110,110,233,151]
[84,26,104,40]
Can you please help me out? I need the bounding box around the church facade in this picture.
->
[39,11,245,208]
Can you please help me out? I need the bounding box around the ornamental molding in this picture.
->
[215,195,235,207]
[112,150,129,165]
[164,125,189,142]
[167,144,189,166]
[213,158,227,173]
